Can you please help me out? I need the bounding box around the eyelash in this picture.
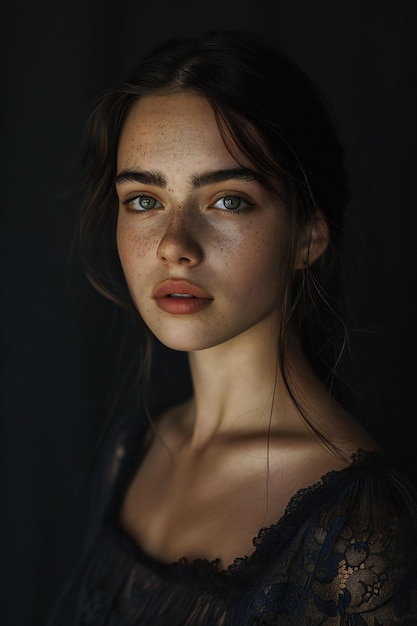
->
[211,195,253,214]
[122,193,254,214]
[123,194,163,212]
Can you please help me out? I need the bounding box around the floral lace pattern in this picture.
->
[47,450,417,625]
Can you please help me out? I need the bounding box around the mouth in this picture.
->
[153,280,213,314]
[153,279,212,299]
[169,293,195,298]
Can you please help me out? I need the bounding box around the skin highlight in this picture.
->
[116,93,289,354]
[115,92,377,567]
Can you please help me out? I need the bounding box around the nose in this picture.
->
[157,208,203,267]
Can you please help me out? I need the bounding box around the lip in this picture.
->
[153,279,212,299]
[153,279,213,315]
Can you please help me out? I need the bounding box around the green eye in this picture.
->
[131,196,162,210]
[213,195,247,212]
[223,196,241,210]
[123,195,163,212]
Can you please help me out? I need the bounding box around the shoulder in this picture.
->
[285,450,417,551]
[321,450,417,519]
[247,451,417,625]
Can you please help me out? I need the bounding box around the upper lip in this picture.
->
[153,279,213,299]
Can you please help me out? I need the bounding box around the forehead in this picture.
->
[117,93,237,169]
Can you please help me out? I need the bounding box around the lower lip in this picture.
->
[155,296,213,315]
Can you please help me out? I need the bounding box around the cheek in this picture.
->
[116,224,133,276]
[248,230,289,302]
[237,224,284,277]
[116,221,153,281]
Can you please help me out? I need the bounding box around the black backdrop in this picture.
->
[1,1,416,625]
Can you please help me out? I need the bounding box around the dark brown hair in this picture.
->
[78,29,350,406]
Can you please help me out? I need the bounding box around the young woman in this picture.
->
[47,30,417,625]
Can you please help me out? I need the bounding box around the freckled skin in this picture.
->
[114,96,381,571]
[116,93,289,352]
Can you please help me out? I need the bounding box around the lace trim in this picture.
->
[118,448,386,578]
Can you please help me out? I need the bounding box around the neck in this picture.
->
[181,321,308,449]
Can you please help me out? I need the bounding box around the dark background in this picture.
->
[1,1,416,625]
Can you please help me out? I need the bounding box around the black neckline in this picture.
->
[109,448,387,578]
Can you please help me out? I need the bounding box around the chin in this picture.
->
[148,323,231,353]
[152,334,216,353]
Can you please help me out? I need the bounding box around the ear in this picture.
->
[294,210,329,269]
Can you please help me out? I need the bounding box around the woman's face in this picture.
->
[116,93,291,352]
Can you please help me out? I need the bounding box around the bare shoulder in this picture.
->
[264,401,382,503]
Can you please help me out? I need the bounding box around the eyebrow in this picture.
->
[115,170,167,187]
[190,168,257,188]
[115,167,257,188]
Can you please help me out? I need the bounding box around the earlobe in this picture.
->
[294,210,329,269]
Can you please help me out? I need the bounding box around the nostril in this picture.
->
[156,231,203,267]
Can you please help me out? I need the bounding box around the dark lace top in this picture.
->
[46,421,417,626]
